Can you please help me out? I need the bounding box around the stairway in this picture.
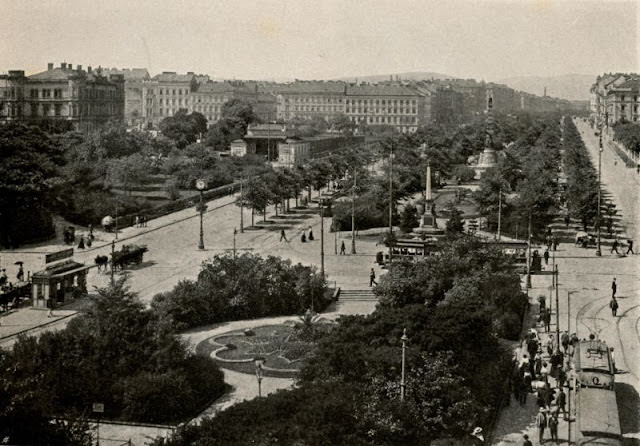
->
[339,289,378,301]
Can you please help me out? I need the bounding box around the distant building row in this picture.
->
[590,73,640,127]
[1,62,582,134]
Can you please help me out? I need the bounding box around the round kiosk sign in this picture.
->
[196,179,207,190]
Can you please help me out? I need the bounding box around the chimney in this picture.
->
[47,62,54,70]
[87,66,92,73]
[77,64,82,71]
[61,62,67,70]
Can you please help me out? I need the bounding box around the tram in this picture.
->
[575,387,622,446]
[574,339,615,390]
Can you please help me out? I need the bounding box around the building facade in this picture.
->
[0,62,125,132]
[590,73,639,127]
[277,137,311,167]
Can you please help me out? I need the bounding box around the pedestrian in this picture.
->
[135,216,140,228]
[470,427,484,446]
[523,368,533,394]
[77,236,85,249]
[557,367,567,390]
[340,241,346,255]
[626,239,634,255]
[143,215,147,227]
[280,229,288,242]
[0,269,7,286]
[546,236,552,251]
[637,163,640,174]
[301,233,306,243]
[86,236,92,248]
[541,362,551,383]
[47,305,54,318]
[561,331,570,353]
[610,297,618,317]
[553,236,558,252]
[610,347,616,373]
[610,238,619,254]
[16,265,24,282]
[543,309,551,333]
[369,268,377,287]
[534,352,542,377]
[611,277,617,298]
[557,388,567,419]
[543,248,549,266]
[88,223,94,241]
[538,295,546,314]
[523,434,533,446]
[548,413,559,443]
[308,229,314,241]
[527,336,539,359]
[536,408,547,444]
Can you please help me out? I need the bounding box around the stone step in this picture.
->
[339,289,378,301]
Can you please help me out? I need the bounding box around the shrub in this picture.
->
[453,165,476,183]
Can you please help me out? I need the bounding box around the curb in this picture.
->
[0,311,78,342]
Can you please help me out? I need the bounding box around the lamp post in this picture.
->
[351,168,358,254]
[567,290,577,339]
[497,187,502,241]
[196,179,207,250]
[526,212,532,289]
[254,357,265,397]
[233,228,237,260]
[320,197,325,279]
[596,131,603,256]
[110,239,115,285]
[240,180,244,233]
[400,328,408,402]
[388,142,394,264]
[555,264,560,350]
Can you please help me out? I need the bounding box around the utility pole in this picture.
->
[110,240,115,285]
[555,264,560,350]
[596,131,603,256]
[400,328,408,402]
[388,143,394,264]
[351,169,357,254]
[233,228,237,260]
[320,198,325,279]
[114,203,118,240]
[526,212,532,289]
[240,180,244,233]
[497,187,502,241]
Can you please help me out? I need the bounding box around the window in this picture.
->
[54,104,62,116]
[30,89,38,98]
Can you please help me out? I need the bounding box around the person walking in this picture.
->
[369,268,377,287]
[340,241,346,255]
[552,236,558,252]
[557,388,567,420]
[543,248,549,266]
[548,413,559,443]
[538,295,546,314]
[610,347,616,373]
[543,309,551,333]
[77,236,85,249]
[611,277,617,298]
[135,216,140,228]
[16,265,24,282]
[301,233,306,243]
[88,223,94,241]
[523,434,533,446]
[536,408,547,444]
[280,229,288,242]
[564,214,570,228]
[610,297,618,317]
[308,229,314,241]
[610,238,619,254]
[626,239,634,255]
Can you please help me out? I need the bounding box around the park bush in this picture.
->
[0,279,226,428]
[151,253,329,331]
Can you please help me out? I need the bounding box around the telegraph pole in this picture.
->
[596,131,603,256]
[240,180,244,233]
[388,143,394,264]
[526,212,532,288]
[320,198,325,279]
[497,187,502,241]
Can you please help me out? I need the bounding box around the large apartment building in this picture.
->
[590,73,639,126]
[0,62,125,132]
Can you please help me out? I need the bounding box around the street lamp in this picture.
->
[196,179,208,250]
[351,168,358,254]
[320,197,325,279]
[596,131,603,256]
[400,328,408,402]
[254,357,265,397]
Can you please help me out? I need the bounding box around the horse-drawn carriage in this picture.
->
[111,244,148,270]
[0,282,31,312]
[575,231,595,248]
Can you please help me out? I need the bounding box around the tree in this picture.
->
[446,206,465,235]
[399,204,419,233]
[0,123,64,247]
[159,110,206,149]
[329,113,356,135]
[106,152,152,194]
[238,176,273,224]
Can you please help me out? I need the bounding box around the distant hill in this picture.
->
[335,71,456,83]
[496,74,594,101]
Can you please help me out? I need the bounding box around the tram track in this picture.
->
[615,303,640,382]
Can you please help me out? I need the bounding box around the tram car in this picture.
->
[575,387,622,446]
[574,338,615,390]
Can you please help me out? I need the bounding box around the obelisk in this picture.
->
[420,162,437,229]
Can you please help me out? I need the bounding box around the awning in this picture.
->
[50,264,92,279]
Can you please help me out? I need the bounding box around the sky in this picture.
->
[0,0,638,81]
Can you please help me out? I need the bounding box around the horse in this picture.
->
[94,255,109,272]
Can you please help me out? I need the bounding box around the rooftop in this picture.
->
[151,72,195,83]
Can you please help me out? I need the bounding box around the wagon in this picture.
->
[111,244,148,270]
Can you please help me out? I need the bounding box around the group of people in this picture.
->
[610,237,634,255]
[135,215,148,228]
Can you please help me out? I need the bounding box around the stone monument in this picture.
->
[475,91,498,176]
[418,162,443,236]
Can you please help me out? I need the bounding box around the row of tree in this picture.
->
[611,119,640,156]
[155,237,521,445]
[473,114,563,238]
[0,279,226,444]
[563,118,599,231]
